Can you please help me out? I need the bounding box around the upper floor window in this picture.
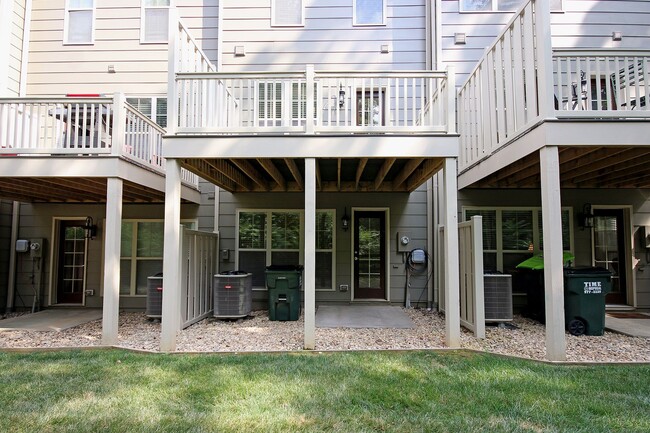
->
[141,0,170,43]
[127,97,167,128]
[64,0,95,45]
[460,0,562,12]
[354,0,386,26]
[272,0,305,27]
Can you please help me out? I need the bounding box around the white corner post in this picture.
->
[160,158,183,352]
[539,146,566,361]
[101,177,123,345]
[443,157,461,347]
[304,157,316,349]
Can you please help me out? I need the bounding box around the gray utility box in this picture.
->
[213,271,253,319]
[146,273,163,319]
[484,274,513,322]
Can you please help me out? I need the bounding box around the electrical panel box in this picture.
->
[16,239,29,253]
[396,232,411,253]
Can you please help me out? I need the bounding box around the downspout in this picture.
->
[432,174,440,308]
[19,0,32,97]
[435,0,442,70]
[5,202,20,313]
[426,178,434,309]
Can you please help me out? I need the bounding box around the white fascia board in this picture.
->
[546,121,650,147]
[163,134,460,159]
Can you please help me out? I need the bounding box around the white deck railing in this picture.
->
[0,94,199,188]
[173,68,454,135]
[457,0,650,172]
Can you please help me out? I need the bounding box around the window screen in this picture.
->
[273,0,304,26]
[355,0,384,25]
[142,0,170,43]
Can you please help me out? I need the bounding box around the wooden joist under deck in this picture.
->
[466,146,650,189]
[0,177,174,203]
[179,157,447,193]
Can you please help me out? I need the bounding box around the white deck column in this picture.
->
[101,177,123,345]
[539,146,567,361]
[304,157,316,349]
[160,158,183,352]
[443,157,461,348]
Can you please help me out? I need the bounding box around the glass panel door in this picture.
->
[593,209,627,304]
[56,220,87,304]
[354,211,386,299]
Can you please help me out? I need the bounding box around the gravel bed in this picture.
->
[1,309,649,362]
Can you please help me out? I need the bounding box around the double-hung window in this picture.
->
[126,97,168,128]
[272,0,305,27]
[237,210,335,290]
[141,0,170,43]
[460,0,563,12]
[354,0,386,26]
[64,0,95,45]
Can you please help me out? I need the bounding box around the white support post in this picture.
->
[446,65,456,134]
[101,177,123,345]
[539,146,566,361]
[443,157,461,348]
[304,158,316,349]
[161,158,183,352]
[471,215,485,339]
[305,65,315,135]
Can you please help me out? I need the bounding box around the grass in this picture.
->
[0,350,649,432]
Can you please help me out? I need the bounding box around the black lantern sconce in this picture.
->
[84,216,98,240]
[338,83,346,108]
[341,207,350,231]
[579,203,594,229]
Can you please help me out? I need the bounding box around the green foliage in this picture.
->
[0,350,648,433]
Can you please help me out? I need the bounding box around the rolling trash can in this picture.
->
[265,265,303,321]
[563,267,612,336]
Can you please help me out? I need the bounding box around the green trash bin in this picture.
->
[265,265,303,321]
[563,267,611,336]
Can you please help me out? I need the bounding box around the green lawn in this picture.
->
[0,349,648,433]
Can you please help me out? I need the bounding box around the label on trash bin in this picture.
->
[583,281,602,294]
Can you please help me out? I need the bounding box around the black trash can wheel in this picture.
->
[568,318,586,336]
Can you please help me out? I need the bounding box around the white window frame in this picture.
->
[102,218,196,297]
[462,206,574,274]
[126,96,168,127]
[236,209,336,291]
[140,0,171,44]
[63,0,96,45]
[271,0,305,27]
[353,0,386,26]
[459,0,563,13]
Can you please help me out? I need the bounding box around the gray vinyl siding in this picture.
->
[7,0,26,96]
[458,188,650,309]
[221,0,427,72]
[441,0,650,87]
[11,202,201,311]
[25,0,218,96]
[219,188,430,307]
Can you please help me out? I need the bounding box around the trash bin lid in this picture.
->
[563,266,612,276]
[265,264,304,271]
[219,270,249,275]
[516,252,575,270]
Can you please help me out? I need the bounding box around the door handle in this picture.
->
[354,257,359,261]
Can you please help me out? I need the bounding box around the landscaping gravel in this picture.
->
[1,309,649,362]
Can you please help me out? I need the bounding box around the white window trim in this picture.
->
[462,206,574,273]
[63,0,96,45]
[126,95,167,127]
[100,218,197,297]
[236,209,337,291]
[140,0,171,44]
[353,0,387,26]
[271,0,305,27]
[459,0,563,13]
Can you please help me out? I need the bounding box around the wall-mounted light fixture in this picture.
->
[338,84,346,108]
[84,216,98,240]
[341,207,350,231]
[579,203,594,229]
[454,32,467,45]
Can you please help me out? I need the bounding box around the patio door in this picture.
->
[593,209,627,305]
[353,210,386,300]
[56,220,88,304]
